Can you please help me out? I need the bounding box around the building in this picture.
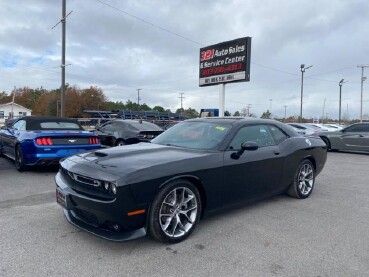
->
[0,102,32,125]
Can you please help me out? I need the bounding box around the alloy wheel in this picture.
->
[298,163,314,196]
[159,187,198,238]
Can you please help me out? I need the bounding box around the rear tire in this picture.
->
[287,159,315,199]
[15,144,28,172]
[115,139,126,146]
[149,179,201,243]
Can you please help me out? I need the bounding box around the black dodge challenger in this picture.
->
[55,118,327,243]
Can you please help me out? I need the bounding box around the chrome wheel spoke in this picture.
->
[159,186,198,238]
[298,163,314,195]
[161,216,173,231]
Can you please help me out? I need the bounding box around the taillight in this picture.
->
[89,137,99,144]
[36,137,53,146]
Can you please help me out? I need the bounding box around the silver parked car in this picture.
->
[319,123,369,152]
[287,123,319,136]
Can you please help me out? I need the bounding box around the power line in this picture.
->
[96,0,203,46]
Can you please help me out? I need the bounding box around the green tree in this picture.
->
[177,107,199,118]
[260,110,271,119]
[153,105,166,112]
[140,103,152,111]
[233,111,240,116]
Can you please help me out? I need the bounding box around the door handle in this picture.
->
[273,150,280,155]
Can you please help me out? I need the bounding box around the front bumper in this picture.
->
[55,171,147,241]
[63,209,146,241]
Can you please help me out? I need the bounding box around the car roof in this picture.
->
[185,117,299,137]
[14,116,82,130]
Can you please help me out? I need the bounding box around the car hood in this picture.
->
[62,143,221,184]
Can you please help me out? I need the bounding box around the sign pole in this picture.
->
[219,83,225,117]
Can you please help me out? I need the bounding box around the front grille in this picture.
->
[73,209,99,227]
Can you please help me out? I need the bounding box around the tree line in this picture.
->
[0,86,199,118]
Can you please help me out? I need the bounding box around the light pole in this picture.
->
[338,79,348,125]
[300,64,313,123]
[283,105,288,122]
[358,65,369,122]
[269,99,273,118]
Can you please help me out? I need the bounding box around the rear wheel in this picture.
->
[149,179,201,243]
[287,159,315,199]
[15,144,28,171]
[115,139,126,146]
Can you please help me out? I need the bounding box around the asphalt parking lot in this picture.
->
[1,152,369,277]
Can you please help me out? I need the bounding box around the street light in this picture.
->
[300,64,313,123]
[360,76,367,122]
[338,79,348,125]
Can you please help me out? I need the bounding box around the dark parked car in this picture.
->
[0,116,101,171]
[55,118,327,243]
[94,119,163,146]
[319,122,369,152]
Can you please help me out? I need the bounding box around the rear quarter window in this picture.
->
[269,125,289,144]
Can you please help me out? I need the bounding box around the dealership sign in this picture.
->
[199,37,251,87]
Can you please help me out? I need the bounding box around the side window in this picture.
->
[12,120,26,131]
[228,125,275,150]
[345,124,369,132]
[268,125,289,144]
[111,122,126,130]
[101,122,114,131]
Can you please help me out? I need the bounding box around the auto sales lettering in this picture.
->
[199,37,251,86]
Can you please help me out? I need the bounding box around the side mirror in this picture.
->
[231,141,259,160]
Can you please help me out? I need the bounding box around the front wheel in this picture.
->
[287,159,315,199]
[149,179,201,243]
[15,144,28,171]
[321,137,331,151]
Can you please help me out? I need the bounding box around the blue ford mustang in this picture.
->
[0,116,101,171]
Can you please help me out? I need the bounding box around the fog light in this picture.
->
[111,184,117,195]
[103,181,110,191]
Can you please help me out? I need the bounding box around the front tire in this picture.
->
[287,159,315,199]
[321,137,331,151]
[15,144,28,171]
[149,179,201,243]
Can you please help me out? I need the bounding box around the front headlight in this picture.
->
[111,183,117,195]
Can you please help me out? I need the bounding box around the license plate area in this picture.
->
[56,188,67,209]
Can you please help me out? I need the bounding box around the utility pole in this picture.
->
[322,98,326,123]
[246,104,252,117]
[11,86,16,118]
[300,64,313,122]
[269,99,273,118]
[283,105,288,122]
[61,0,66,117]
[178,93,185,115]
[52,0,72,117]
[137,89,141,110]
[358,65,369,122]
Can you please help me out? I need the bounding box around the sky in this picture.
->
[1,0,369,120]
